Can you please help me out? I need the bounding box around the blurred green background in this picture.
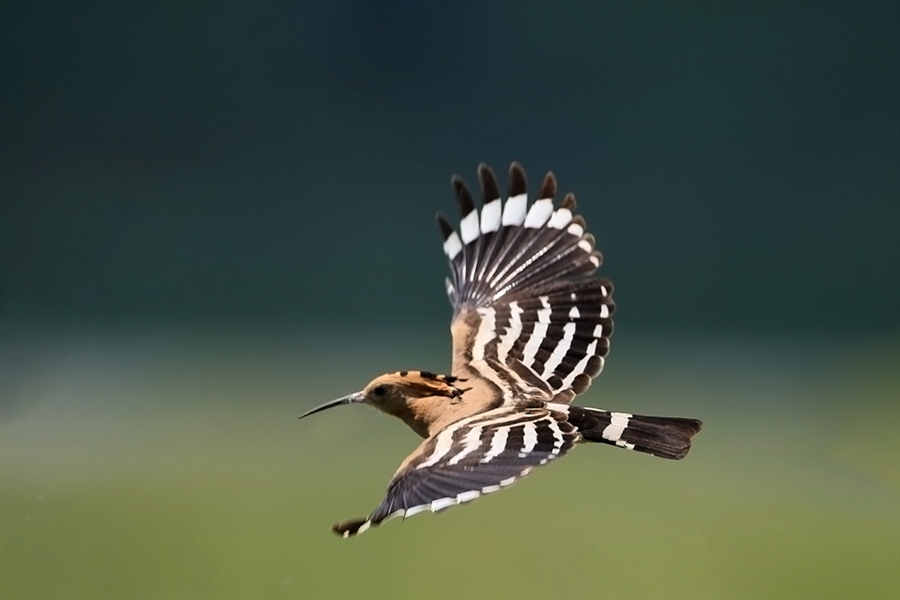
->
[1,2,897,598]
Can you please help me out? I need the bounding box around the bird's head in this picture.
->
[298,371,467,437]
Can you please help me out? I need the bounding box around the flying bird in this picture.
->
[299,162,702,537]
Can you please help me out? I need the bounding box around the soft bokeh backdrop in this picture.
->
[1,2,897,598]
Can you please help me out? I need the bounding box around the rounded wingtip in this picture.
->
[477,163,500,202]
[539,171,557,200]
[436,212,454,239]
[452,176,476,215]
[508,162,527,197]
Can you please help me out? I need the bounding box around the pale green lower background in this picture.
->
[1,328,897,599]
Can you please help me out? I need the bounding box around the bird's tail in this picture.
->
[563,405,702,459]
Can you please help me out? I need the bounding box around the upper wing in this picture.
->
[332,405,579,537]
[439,163,615,404]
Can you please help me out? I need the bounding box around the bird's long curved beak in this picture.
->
[298,391,366,421]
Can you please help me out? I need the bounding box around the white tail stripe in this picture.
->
[480,199,502,233]
[593,324,604,338]
[568,306,580,319]
[443,232,462,260]
[480,427,509,463]
[541,321,576,378]
[524,198,554,228]
[578,240,592,253]
[501,194,527,226]
[600,304,609,319]
[601,412,632,442]
[460,210,480,244]
[497,301,523,363]
[612,412,631,424]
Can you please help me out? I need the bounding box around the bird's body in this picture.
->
[299,162,702,537]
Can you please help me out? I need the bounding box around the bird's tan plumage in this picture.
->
[298,162,701,538]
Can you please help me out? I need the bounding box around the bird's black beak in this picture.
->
[298,391,366,421]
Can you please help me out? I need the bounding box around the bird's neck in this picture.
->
[381,395,451,438]
[384,394,489,438]
[404,393,507,438]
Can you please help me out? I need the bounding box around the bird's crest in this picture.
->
[376,371,467,400]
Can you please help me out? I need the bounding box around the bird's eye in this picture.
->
[373,385,387,397]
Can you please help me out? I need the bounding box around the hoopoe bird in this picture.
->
[299,162,702,538]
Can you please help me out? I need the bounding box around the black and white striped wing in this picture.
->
[439,163,615,403]
[332,406,579,537]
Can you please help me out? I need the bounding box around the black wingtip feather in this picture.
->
[452,176,476,216]
[539,172,557,200]
[478,163,500,202]
[436,213,454,240]
[508,162,527,197]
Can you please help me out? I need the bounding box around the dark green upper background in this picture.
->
[1,1,897,334]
